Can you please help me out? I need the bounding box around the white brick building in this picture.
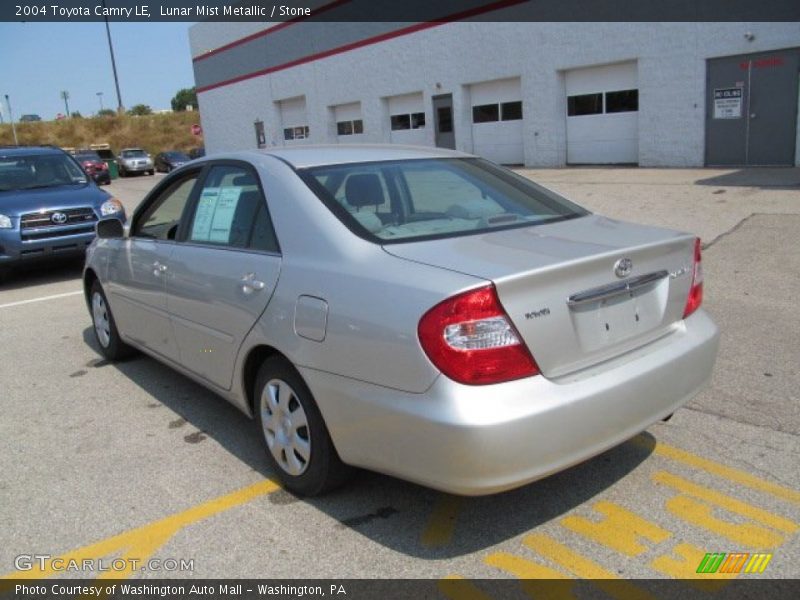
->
[189,22,800,167]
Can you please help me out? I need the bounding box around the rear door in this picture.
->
[106,170,201,361]
[166,162,281,390]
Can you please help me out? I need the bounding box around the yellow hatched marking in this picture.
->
[665,496,784,548]
[438,576,494,600]
[561,501,671,557]
[523,533,656,600]
[653,471,798,533]
[650,543,737,591]
[421,495,463,547]
[643,437,800,505]
[1,479,280,583]
[485,553,576,600]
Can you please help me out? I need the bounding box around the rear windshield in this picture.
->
[0,153,88,191]
[165,152,190,160]
[299,158,588,244]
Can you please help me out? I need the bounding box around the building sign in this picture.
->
[713,88,743,119]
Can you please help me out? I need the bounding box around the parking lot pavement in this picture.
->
[1,168,798,585]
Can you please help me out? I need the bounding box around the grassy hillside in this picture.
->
[0,112,203,156]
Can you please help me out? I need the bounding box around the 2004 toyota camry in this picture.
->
[84,146,719,496]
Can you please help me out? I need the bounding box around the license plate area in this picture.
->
[569,277,668,352]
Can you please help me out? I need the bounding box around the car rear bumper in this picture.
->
[300,309,719,495]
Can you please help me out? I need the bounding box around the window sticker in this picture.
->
[190,186,242,243]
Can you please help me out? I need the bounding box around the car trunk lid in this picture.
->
[385,215,697,378]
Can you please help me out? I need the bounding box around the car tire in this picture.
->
[90,280,135,360]
[148,170,154,176]
[255,356,351,496]
[118,168,126,178]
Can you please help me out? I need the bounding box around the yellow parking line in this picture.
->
[561,501,671,557]
[438,576,494,600]
[650,543,737,590]
[485,553,576,599]
[1,479,280,582]
[665,496,784,548]
[421,494,463,548]
[643,437,800,505]
[653,471,798,533]
[523,533,657,600]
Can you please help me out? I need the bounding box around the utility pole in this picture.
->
[4,95,18,145]
[102,0,124,113]
[60,90,71,117]
[97,92,104,113]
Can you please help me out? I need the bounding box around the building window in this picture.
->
[501,101,523,121]
[284,125,310,141]
[391,113,425,131]
[472,104,500,123]
[337,119,364,136]
[390,114,411,130]
[567,93,603,116]
[605,89,638,113]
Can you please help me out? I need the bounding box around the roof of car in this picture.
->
[0,145,65,157]
[245,144,475,169]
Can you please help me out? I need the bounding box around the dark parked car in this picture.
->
[0,146,125,279]
[19,114,42,122]
[73,149,111,185]
[188,147,205,159]
[154,151,191,173]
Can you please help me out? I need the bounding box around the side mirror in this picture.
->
[96,218,125,239]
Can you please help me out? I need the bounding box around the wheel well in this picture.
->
[243,345,284,415]
[83,268,98,306]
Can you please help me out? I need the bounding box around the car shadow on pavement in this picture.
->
[694,167,800,189]
[0,258,84,290]
[82,327,655,559]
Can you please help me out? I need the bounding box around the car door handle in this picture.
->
[240,272,266,294]
[153,261,168,277]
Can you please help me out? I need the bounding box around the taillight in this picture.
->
[418,285,539,385]
[683,237,703,318]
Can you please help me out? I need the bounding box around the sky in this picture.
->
[0,21,196,120]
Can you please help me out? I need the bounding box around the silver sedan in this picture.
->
[84,146,719,496]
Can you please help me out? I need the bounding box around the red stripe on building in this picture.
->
[195,0,530,93]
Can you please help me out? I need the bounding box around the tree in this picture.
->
[127,104,153,116]
[71,111,83,119]
[97,109,116,117]
[171,87,197,112]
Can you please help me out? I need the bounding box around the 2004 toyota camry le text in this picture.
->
[83,145,719,496]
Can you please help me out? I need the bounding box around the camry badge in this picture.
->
[51,212,68,225]
[614,257,633,278]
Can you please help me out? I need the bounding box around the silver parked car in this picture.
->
[84,146,719,496]
[117,148,155,177]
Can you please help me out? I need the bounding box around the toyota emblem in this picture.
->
[51,212,68,225]
[614,257,633,278]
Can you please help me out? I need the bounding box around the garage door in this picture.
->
[565,62,639,164]
[388,92,426,146]
[279,96,309,145]
[470,78,524,165]
[334,102,364,142]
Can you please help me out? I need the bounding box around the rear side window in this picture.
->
[186,164,278,253]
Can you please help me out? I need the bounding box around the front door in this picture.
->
[433,94,456,149]
[706,48,800,166]
[166,163,281,391]
[107,171,201,361]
